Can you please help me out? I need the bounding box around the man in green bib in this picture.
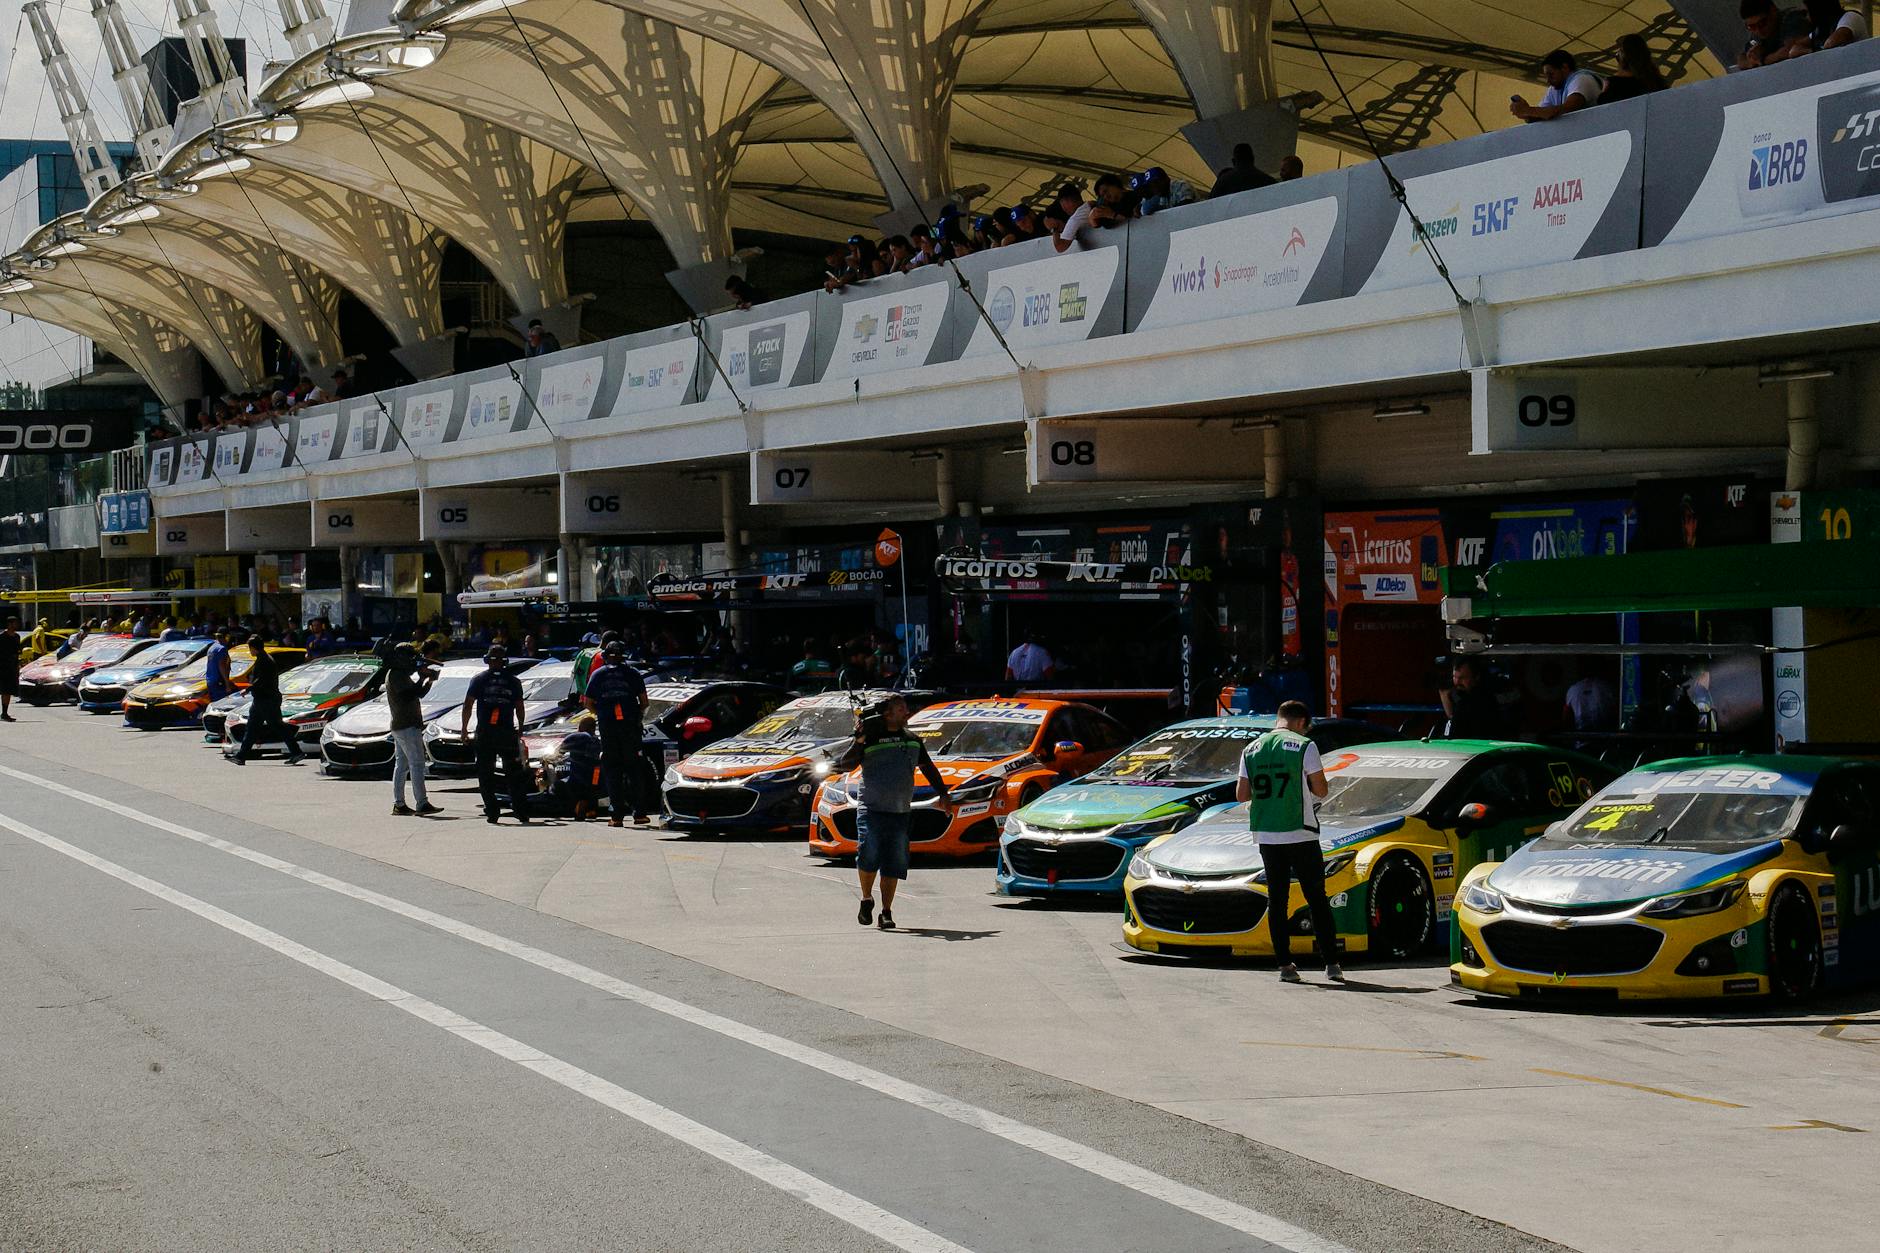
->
[1237,700,1338,983]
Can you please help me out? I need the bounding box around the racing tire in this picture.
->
[1366,853,1435,960]
[1016,783,1044,809]
[1766,882,1823,1001]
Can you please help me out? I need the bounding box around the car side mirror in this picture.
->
[1457,802,1492,826]
[1828,823,1873,862]
[1054,740,1084,758]
[682,715,713,740]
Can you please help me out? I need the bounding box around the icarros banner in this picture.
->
[710,310,811,399]
[964,247,1118,359]
[826,282,947,380]
[1662,68,1880,244]
[1137,197,1340,330]
[1360,131,1634,294]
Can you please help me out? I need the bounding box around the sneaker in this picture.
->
[516,812,531,825]
[485,812,499,825]
[416,803,443,816]
[391,804,414,816]
[1325,964,1346,983]
[0,713,15,722]
[608,817,624,828]
[226,754,246,766]
[877,910,896,931]
[858,898,875,926]
[1278,964,1302,983]
[632,813,650,826]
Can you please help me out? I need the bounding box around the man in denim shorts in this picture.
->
[837,694,948,930]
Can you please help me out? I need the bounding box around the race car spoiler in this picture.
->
[70,587,247,604]
[457,586,560,608]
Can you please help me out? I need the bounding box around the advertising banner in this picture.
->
[338,404,388,459]
[962,247,1120,359]
[1359,131,1636,294]
[709,310,812,399]
[175,437,210,485]
[211,431,247,477]
[534,351,606,427]
[295,412,339,466]
[99,490,152,535]
[147,443,175,487]
[934,553,1212,599]
[400,387,455,449]
[1322,510,1448,716]
[1654,61,1880,245]
[0,410,136,455]
[610,339,695,414]
[824,281,949,380]
[457,377,525,442]
[250,421,292,473]
[1135,196,1340,331]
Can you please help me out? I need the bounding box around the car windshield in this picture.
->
[909,716,1038,759]
[737,705,856,743]
[163,656,213,681]
[424,675,480,706]
[81,638,146,665]
[284,664,378,696]
[1088,727,1262,785]
[645,685,703,725]
[1318,774,1447,821]
[130,642,204,667]
[1562,782,1802,850]
[522,670,573,703]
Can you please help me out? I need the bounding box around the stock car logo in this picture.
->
[1819,84,1880,203]
[747,323,787,385]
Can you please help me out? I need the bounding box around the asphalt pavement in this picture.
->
[0,716,1562,1253]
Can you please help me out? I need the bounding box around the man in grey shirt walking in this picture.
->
[834,694,949,929]
[388,642,442,816]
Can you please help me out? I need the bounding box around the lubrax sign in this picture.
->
[0,411,136,455]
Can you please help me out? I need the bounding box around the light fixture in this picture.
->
[102,202,162,228]
[191,156,252,181]
[1372,400,1430,420]
[1757,363,1837,385]
[295,79,375,109]
[546,570,559,585]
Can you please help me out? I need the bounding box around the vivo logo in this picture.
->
[1169,256,1209,294]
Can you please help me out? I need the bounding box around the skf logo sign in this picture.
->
[1471,196,1518,236]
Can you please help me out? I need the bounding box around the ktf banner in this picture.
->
[0,410,136,455]
[934,553,1213,597]
[646,567,888,602]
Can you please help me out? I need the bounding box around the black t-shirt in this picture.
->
[246,648,280,701]
[466,667,525,735]
[387,662,431,731]
[0,629,19,673]
[587,663,647,726]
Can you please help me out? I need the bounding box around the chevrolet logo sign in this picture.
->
[1042,835,1062,846]
[1181,882,1198,894]
[1550,916,1575,929]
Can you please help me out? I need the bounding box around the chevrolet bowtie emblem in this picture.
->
[1181,882,1198,894]
[1550,916,1574,929]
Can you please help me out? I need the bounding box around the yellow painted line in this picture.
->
[1768,1119,1866,1133]
[1245,1041,1487,1061]
[1818,1016,1880,1045]
[1529,1068,1747,1109]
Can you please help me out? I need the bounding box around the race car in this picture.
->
[1122,740,1613,960]
[19,627,75,663]
[76,639,212,712]
[1452,755,1880,1001]
[121,646,306,729]
[425,659,578,773]
[319,657,527,774]
[522,679,788,782]
[201,689,250,741]
[15,634,150,704]
[995,714,1393,897]
[225,653,387,758]
[661,689,935,833]
[809,697,1130,859]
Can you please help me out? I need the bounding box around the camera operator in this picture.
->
[388,642,442,816]
[834,693,948,930]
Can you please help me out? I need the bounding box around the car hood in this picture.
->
[1145,809,1406,875]
[84,663,176,686]
[208,693,251,714]
[129,676,207,699]
[1013,780,1232,832]
[677,735,844,780]
[429,698,567,736]
[1488,838,1785,908]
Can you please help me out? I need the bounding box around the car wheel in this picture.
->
[1366,853,1434,960]
[1017,783,1044,808]
[1766,882,1822,1000]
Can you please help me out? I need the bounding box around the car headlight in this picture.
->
[663,766,682,788]
[320,723,338,743]
[949,777,1000,804]
[423,722,443,741]
[1640,881,1746,919]
[757,764,810,784]
[1460,882,1504,914]
[1127,852,1153,880]
[1112,812,1190,842]
[819,781,849,808]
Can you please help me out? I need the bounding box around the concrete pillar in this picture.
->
[1786,376,1820,491]
[336,543,356,626]
[936,451,957,517]
[1262,424,1287,500]
[557,532,578,603]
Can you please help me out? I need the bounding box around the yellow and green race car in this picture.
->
[1452,755,1880,1001]
[1122,740,1613,960]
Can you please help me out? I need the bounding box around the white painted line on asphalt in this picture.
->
[0,810,974,1253]
[0,762,1353,1253]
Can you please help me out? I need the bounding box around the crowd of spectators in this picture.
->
[190,367,351,434]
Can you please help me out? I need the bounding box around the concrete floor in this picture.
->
[4,704,1876,1251]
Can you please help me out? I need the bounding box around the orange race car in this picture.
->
[809,697,1132,858]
